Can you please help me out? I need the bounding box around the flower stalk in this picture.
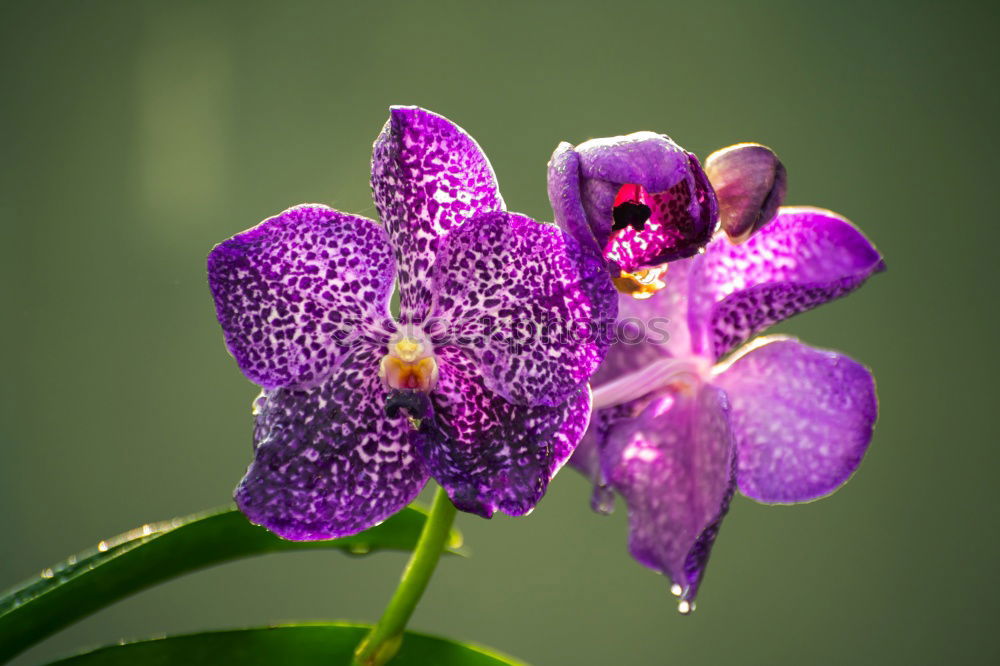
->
[353,484,457,666]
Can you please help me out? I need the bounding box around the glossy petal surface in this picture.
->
[372,106,505,322]
[601,383,735,602]
[424,347,590,517]
[689,207,885,359]
[235,347,428,540]
[713,337,877,503]
[208,204,395,390]
[429,211,616,407]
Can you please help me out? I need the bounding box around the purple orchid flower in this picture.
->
[549,135,884,609]
[208,106,615,540]
[547,132,719,284]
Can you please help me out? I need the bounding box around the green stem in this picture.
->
[353,484,457,666]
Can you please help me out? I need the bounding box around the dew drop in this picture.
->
[348,543,371,555]
[670,584,683,597]
[590,484,615,515]
[141,524,153,537]
[677,600,696,615]
[97,541,109,552]
[40,568,54,579]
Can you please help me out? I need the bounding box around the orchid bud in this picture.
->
[704,143,787,243]
[548,132,719,277]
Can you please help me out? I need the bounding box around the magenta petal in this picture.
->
[689,206,885,360]
[371,106,505,323]
[713,336,877,503]
[601,383,735,602]
[429,211,616,407]
[207,204,396,390]
[235,346,428,540]
[425,347,591,517]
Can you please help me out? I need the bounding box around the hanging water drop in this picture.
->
[590,483,615,515]
[670,584,682,597]
[348,542,371,555]
[677,600,696,615]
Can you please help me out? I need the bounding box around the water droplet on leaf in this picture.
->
[348,543,371,555]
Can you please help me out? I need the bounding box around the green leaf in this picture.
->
[42,624,526,666]
[0,505,464,663]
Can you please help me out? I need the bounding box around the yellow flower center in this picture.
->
[612,265,668,300]
[380,328,438,392]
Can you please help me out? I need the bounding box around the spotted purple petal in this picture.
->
[713,336,877,503]
[371,106,505,323]
[207,204,395,390]
[601,383,735,603]
[428,211,616,407]
[422,346,590,518]
[235,346,428,540]
[688,206,886,360]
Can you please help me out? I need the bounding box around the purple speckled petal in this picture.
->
[235,346,428,540]
[689,206,885,360]
[372,106,505,323]
[601,383,735,602]
[423,346,591,517]
[428,211,616,407]
[547,141,601,257]
[208,204,395,390]
[713,336,877,503]
[568,133,718,271]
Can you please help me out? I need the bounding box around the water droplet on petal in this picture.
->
[677,600,696,615]
[670,584,683,597]
[590,484,615,515]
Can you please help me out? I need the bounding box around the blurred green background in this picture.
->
[2,1,997,664]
